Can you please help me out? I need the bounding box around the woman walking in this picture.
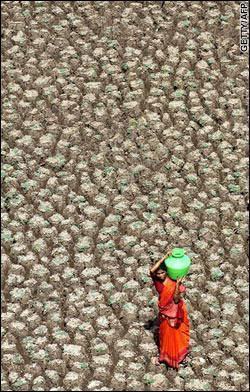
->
[149,251,190,369]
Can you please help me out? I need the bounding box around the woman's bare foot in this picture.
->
[151,356,161,366]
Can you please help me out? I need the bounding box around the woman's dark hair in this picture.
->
[158,262,167,271]
[154,263,167,275]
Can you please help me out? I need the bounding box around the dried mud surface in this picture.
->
[1,1,249,391]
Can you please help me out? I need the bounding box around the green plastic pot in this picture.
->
[164,248,191,280]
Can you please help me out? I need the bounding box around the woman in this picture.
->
[149,250,190,369]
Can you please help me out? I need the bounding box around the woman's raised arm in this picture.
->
[149,250,171,275]
[173,277,185,303]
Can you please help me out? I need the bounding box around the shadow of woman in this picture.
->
[144,317,159,345]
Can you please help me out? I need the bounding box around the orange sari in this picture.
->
[158,277,190,369]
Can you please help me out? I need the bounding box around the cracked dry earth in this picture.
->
[1,1,249,391]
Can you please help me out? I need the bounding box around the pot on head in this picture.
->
[164,248,191,280]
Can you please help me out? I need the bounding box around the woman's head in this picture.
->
[154,265,167,281]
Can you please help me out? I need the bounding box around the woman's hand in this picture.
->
[173,293,181,304]
[149,249,172,274]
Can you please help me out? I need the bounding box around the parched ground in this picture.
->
[1,1,249,391]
